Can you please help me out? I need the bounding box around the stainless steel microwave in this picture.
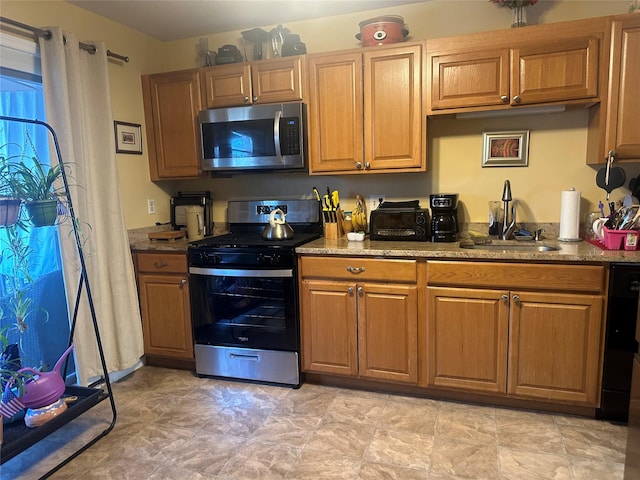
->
[199,102,306,172]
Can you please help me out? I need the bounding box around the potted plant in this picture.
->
[0,155,22,227]
[10,158,64,227]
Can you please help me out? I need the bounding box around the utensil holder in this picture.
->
[602,226,639,250]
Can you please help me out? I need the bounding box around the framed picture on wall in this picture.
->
[482,130,529,167]
[114,121,142,154]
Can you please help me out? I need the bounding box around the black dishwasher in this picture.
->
[597,263,640,422]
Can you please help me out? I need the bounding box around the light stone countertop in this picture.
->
[128,225,640,263]
[295,237,640,263]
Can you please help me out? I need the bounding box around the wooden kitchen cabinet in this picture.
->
[135,252,194,365]
[427,287,509,394]
[600,14,640,163]
[426,261,606,407]
[508,290,603,405]
[428,36,599,112]
[300,256,419,384]
[202,56,305,108]
[307,42,425,174]
[141,69,204,180]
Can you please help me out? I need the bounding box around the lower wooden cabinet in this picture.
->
[426,261,606,407]
[300,257,419,385]
[135,252,194,364]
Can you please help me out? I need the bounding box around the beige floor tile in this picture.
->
[379,396,439,435]
[569,457,625,480]
[558,423,627,463]
[304,419,375,458]
[0,366,627,480]
[357,461,429,479]
[436,403,497,443]
[364,427,434,469]
[430,435,499,480]
[498,447,572,480]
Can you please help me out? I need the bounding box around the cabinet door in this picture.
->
[138,273,193,360]
[512,37,599,105]
[358,284,418,384]
[251,56,304,104]
[142,69,203,179]
[429,48,510,110]
[307,52,364,173]
[300,280,358,376]
[202,63,252,108]
[427,287,509,393]
[364,43,424,171]
[604,15,640,162]
[507,291,603,406]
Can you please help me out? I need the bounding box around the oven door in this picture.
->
[189,266,299,351]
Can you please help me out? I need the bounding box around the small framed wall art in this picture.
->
[114,121,143,154]
[482,130,530,167]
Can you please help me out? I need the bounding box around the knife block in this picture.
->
[323,209,344,239]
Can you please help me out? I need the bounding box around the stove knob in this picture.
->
[203,252,221,264]
[258,253,280,265]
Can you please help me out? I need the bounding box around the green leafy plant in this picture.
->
[10,160,64,202]
[0,226,48,335]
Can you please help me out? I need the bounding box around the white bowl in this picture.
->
[347,232,365,241]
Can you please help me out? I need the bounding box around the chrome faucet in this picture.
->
[501,180,517,240]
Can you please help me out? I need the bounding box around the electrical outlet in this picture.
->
[147,199,155,215]
[369,195,385,211]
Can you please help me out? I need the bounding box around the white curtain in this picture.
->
[38,27,144,384]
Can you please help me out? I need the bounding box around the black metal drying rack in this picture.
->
[0,115,117,478]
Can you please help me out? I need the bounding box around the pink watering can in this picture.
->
[6,345,74,409]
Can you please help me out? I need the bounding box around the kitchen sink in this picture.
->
[460,243,559,252]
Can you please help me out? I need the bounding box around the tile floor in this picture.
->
[2,366,628,479]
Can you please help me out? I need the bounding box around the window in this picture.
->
[0,32,73,377]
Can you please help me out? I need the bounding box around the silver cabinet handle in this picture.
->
[356,161,363,169]
[153,261,168,268]
[181,278,187,286]
[346,266,366,274]
[501,294,509,302]
[512,294,520,303]
[243,96,250,103]
[500,95,509,103]
[348,287,354,296]
[252,96,258,102]
[512,95,521,103]
[364,162,371,169]
[357,286,364,297]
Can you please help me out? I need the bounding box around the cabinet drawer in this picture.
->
[426,261,605,293]
[300,256,417,283]
[136,252,187,274]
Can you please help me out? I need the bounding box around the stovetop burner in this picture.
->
[191,231,321,249]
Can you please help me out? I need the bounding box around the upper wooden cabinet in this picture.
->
[428,36,599,113]
[202,56,305,108]
[600,14,640,163]
[307,42,425,174]
[141,69,204,180]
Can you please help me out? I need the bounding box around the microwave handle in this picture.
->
[273,109,282,159]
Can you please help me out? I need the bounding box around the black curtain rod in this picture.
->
[0,16,130,63]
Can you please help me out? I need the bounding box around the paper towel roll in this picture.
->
[559,188,581,241]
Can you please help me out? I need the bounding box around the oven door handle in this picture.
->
[189,266,293,278]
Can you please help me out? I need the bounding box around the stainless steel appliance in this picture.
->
[171,191,213,236]
[369,200,429,241]
[597,263,640,422]
[187,199,322,387]
[430,193,459,242]
[199,102,306,172]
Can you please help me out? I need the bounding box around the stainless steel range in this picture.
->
[187,199,322,387]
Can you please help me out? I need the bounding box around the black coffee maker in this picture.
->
[430,193,459,242]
